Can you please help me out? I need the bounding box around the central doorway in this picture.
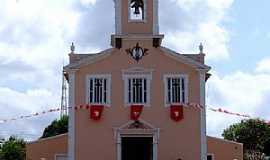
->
[121,137,153,160]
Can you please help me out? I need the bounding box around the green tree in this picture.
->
[222,119,270,159]
[0,136,26,160]
[41,115,68,138]
[0,137,4,147]
[264,139,270,156]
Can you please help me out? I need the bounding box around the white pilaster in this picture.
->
[114,0,122,34]
[199,70,207,160]
[153,133,158,160]
[68,71,76,160]
[116,133,121,160]
[153,0,159,34]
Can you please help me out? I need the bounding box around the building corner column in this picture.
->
[153,0,159,35]
[199,70,207,160]
[114,0,122,35]
[68,71,76,160]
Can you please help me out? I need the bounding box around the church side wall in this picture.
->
[26,134,68,160]
[207,136,243,160]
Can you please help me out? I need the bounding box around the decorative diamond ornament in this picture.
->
[126,43,148,62]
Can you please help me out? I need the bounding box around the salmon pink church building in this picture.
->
[26,0,243,160]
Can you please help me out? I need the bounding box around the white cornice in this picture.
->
[112,34,164,40]
[160,47,211,71]
[116,119,157,130]
[64,48,115,70]
[122,67,154,75]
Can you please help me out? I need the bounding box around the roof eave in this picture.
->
[160,47,211,71]
[64,48,115,71]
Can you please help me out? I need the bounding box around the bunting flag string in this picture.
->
[0,104,269,124]
[0,107,64,124]
[208,107,251,118]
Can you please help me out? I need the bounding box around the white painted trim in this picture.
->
[117,133,121,160]
[122,67,154,74]
[185,74,189,104]
[207,153,215,160]
[114,0,122,34]
[68,71,75,160]
[153,0,159,34]
[55,154,68,160]
[153,133,158,160]
[163,74,189,107]
[122,74,152,80]
[115,120,159,160]
[199,71,207,160]
[113,34,164,40]
[128,0,147,23]
[117,119,157,130]
[122,73,152,107]
[65,48,114,70]
[160,47,211,71]
[86,74,112,106]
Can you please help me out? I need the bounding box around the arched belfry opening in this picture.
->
[112,0,164,49]
[129,0,145,21]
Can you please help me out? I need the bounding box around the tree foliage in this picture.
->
[222,119,270,158]
[0,136,26,160]
[264,139,270,157]
[41,115,68,138]
[244,150,266,160]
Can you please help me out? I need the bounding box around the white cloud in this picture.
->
[267,32,270,39]
[0,87,59,140]
[256,57,270,73]
[0,87,59,116]
[165,22,230,61]
[80,0,97,6]
[161,0,233,61]
[0,0,243,140]
[172,0,202,11]
[206,0,234,10]
[0,0,78,139]
[206,69,270,137]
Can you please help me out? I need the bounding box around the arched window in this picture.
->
[129,0,145,21]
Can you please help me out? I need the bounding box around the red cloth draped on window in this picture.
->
[170,105,184,122]
[130,105,143,120]
[90,105,104,121]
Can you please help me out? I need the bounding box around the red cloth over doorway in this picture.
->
[130,105,143,120]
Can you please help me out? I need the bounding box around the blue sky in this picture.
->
[213,0,270,73]
[0,0,270,140]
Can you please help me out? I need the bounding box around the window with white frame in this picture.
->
[123,75,151,105]
[164,75,188,105]
[87,75,111,105]
[55,154,67,160]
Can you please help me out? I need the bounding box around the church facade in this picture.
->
[26,0,243,160]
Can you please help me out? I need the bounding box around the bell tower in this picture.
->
[112,0,163,49]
